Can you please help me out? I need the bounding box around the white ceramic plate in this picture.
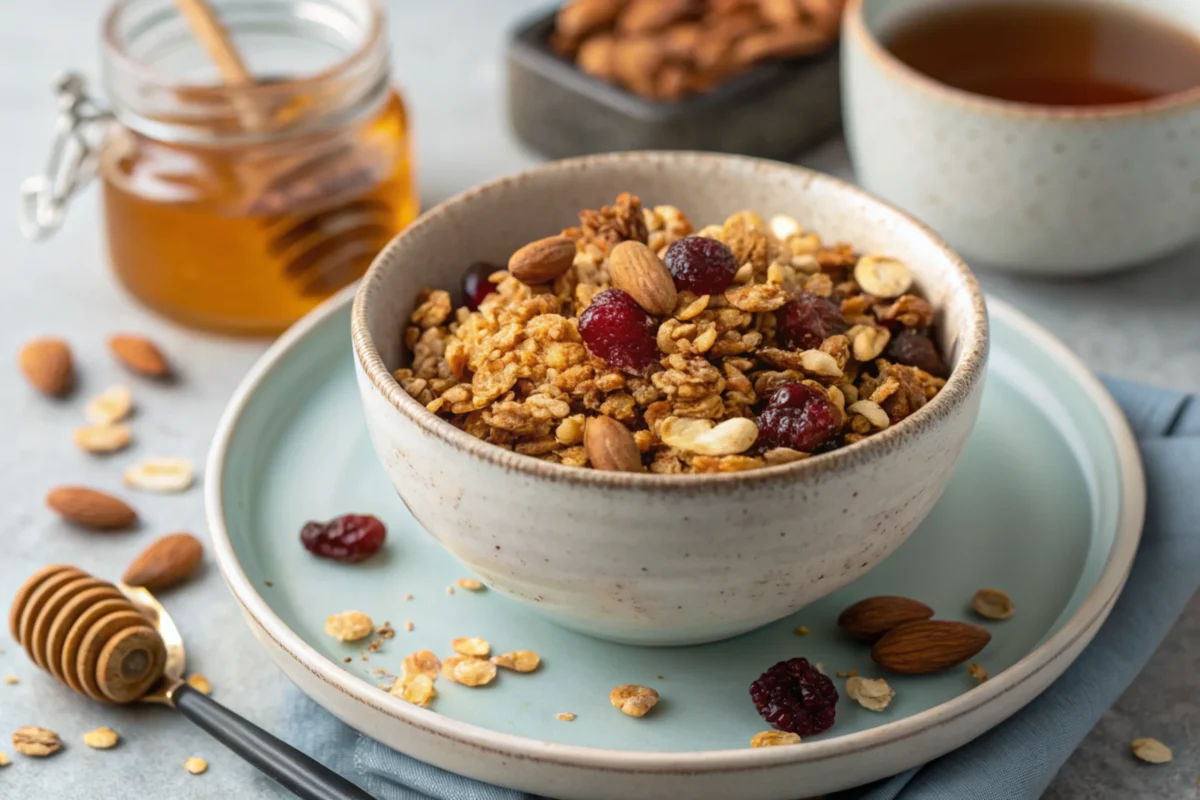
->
[206,286,1143,800]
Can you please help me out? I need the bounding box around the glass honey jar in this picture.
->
[22,0,417,335]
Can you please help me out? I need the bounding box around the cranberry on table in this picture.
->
[750,657,839,735]
[300,514,386,562]
[461,261,500,311]
[886,329,948,377]
[776,292,848,351]
[756,382,842,453]
[663,236,738,295]
[578,288,660,375]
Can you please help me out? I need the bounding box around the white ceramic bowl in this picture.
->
[352,152,988,646]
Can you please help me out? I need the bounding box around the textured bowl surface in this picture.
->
[206,289,1142,799]
[352,151,988,645]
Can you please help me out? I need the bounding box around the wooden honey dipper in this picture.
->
[10,564,373,799]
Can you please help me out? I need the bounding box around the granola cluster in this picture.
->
[394,194,947,474]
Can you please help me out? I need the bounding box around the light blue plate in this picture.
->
[208,290,1142,786]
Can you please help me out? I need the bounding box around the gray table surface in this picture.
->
[1,1,1196,798]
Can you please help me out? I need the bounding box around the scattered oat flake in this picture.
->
[451,637,491,657]
[11,726,61,757]
[324,611,374,642]
[390,674,436,708]
[264,580,274,587]
[846,676,895,711]
[445,586,454,595]
[82,727,119,750]
[343,657,352,663]
[456,577,484,591]
[123,457,195,494]
[85,385,134,426]
[491,650,540,673]
[187,674,212,695]
[441,656,497,687]
[405,620,414,632]
[609,685,659,717]
[556,713,576,722]
[185,756,208,775]
[74,423,132,454]
[3,675,17,685]
[1131,737,1172,764]
[835,669,858,678]
[971,588,1014,620]
[376,622,395,639]
[0,752,8,767]
[795,626,810,636]
[751,730,802,748]
[968,663,988,684]
[402,650,441,681]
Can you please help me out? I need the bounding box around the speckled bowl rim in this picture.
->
[351,151,989,491]
[845,0,1200,120]
[206,289,1144,777]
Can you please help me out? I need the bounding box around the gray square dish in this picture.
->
[506,9,842,160]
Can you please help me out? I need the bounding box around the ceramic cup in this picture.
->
[842,0,1200,275]
[352,152,988,646]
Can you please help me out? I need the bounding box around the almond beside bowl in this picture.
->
[352,151,987,646]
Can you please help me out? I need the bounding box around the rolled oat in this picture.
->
[609,684,659,717]
[324,611,374,643]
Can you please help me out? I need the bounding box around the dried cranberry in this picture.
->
[757,382,842,453]
[750,657,839,735]
[663,237,738,295]
[461,262,499,311]
[776,292,848,350]
[578,288,660,375]
[886,330,947,377]
[301,514,386,563]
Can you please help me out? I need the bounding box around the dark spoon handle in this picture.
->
[174,683,375,800]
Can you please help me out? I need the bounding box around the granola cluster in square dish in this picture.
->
[393,193,947,474]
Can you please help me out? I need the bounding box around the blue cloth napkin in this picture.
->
[281,378,1199,800]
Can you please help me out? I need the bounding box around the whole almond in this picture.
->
[584,416,642,472]
[108,334,170,378]
[46,486,137,530]
[608,241,678,315]
[18,337,74,397]
[837,596,935,642]
[122,532,204,591]
[508,236,577,285]
[871,620,991,675]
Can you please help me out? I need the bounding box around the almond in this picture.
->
[45,486,137,530]
[508,235,576,285]
[871,620,991,675]
[108,334,170,378]
[837,596,934,642]
[18,337,74,397]
[122,532,203,591]
[608,241,678,315]
[584,416,642,472]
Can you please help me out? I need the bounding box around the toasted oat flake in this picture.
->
[968,663,988,684]
[846,676,895,711]
[123,457,195,494]
[85,385,134,426]
[609,685,659,717]
[451,637,491,657]
[2,675,17,685]
[491,650,541,673]
[184,756,208,775]
[555,712,576,722]
[442,656,497,687]
[12,726,61,757]
[187,674,212,695]
[751,730,802,748]
[456,578,484,591]
[402,650,441,680]
[445,586,454,596]
[971,588,1015,620]
[391,674,436,708]
[324,611,374,642]
[82,727,120,750]
[74,423,132,454]
[1131,737,1172,764]
[835,669,858,678]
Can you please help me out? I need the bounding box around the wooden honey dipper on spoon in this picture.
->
[10,564,374,800]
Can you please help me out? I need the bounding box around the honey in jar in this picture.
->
[24,0,417,335]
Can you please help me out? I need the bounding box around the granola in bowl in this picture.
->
[393,194,948,474]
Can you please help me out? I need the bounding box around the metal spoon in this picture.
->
[119,583,375,800]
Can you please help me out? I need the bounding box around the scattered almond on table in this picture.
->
[18,336,74,397]
[108,334,171,378]
[45,486,138,530]
[122,532,204,591]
